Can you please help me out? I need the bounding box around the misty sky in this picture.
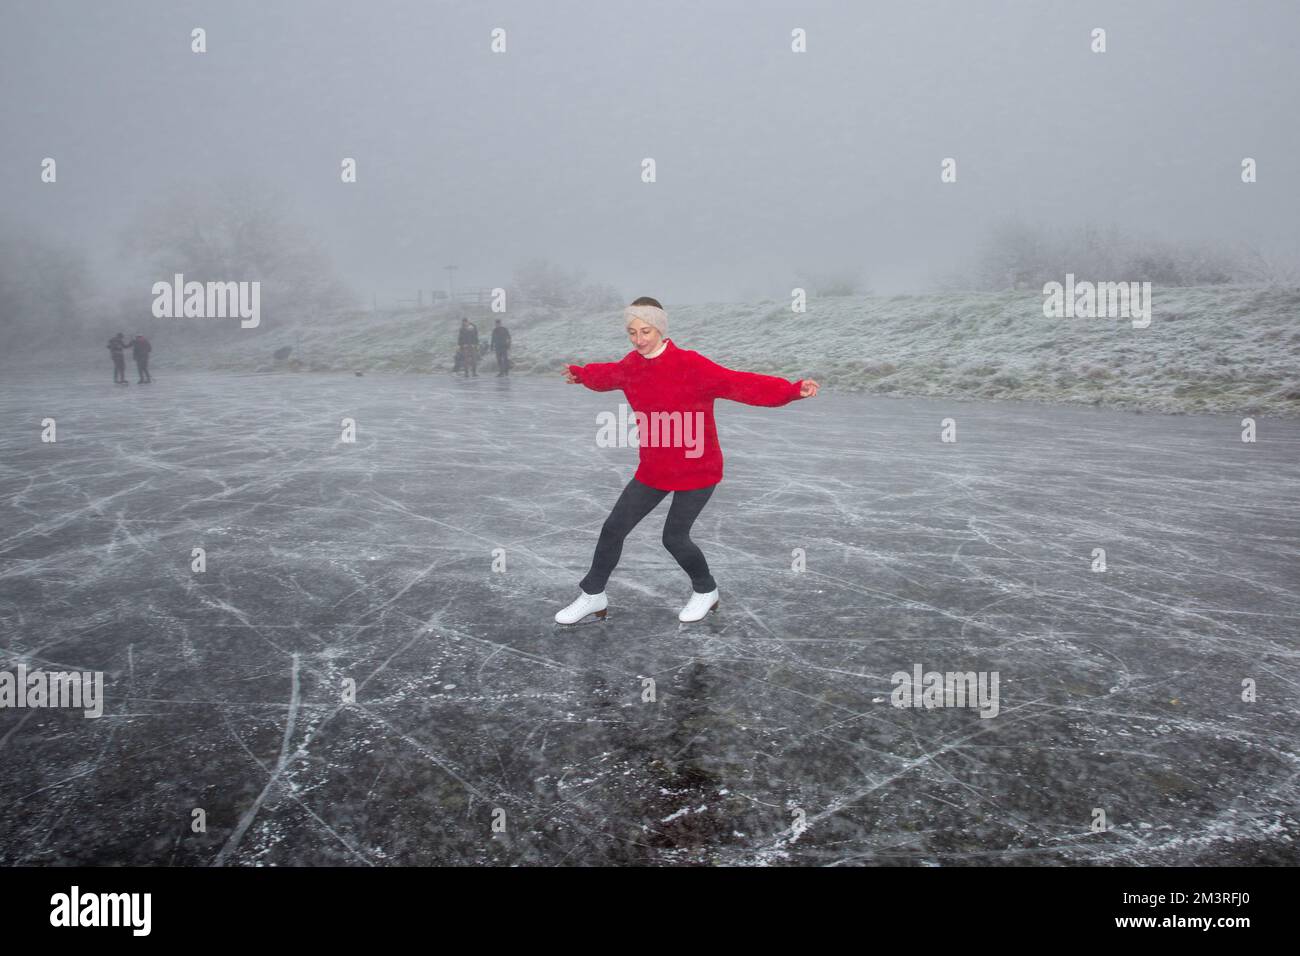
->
[3,0,1297,304]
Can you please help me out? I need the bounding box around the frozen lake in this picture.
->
[1,368,1297,865]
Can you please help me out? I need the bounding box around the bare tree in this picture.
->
[792,266,870,297]
[512,257,621,311]
[121,177,355,331]
[0,224,95,349]
[1231,239,1300,286]
[974,220,1050,290]
[971,220,1243,291]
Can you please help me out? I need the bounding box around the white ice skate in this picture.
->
[678,588,720,623]
[555,590,608,625]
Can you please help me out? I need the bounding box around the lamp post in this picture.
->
[444,265,458,310]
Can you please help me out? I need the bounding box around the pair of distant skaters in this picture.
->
[107,332,153,384]
[455,318,512,377]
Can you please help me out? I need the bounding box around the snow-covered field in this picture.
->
[84,285,1300,417]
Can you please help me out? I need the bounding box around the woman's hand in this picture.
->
[563,367,580,384]
[798,379,820,398]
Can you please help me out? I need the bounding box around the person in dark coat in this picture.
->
[107,333,129,384]
[490,319,512,376]
[457,318,479,377]
[131,334,153,383]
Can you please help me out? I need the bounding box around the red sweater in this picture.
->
[568,339,804,491]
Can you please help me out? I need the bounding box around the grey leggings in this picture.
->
[580,477,718,595]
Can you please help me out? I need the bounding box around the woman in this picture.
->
[556,297,820,625]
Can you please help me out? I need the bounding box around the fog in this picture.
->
[4,2,1300,872]
[3,0,1298,323]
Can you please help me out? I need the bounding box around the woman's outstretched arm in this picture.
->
[693,354,813,406]
[563,360,625,392]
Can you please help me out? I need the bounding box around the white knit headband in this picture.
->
[624,304,668,335]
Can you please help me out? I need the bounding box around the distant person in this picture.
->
[107,333,129,385]
[491,319,512,376]
[457,318,479,378]
[130,333,152,383]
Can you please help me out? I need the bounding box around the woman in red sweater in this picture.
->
[556,296,819,625]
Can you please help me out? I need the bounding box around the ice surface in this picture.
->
[0,368,1297,865]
